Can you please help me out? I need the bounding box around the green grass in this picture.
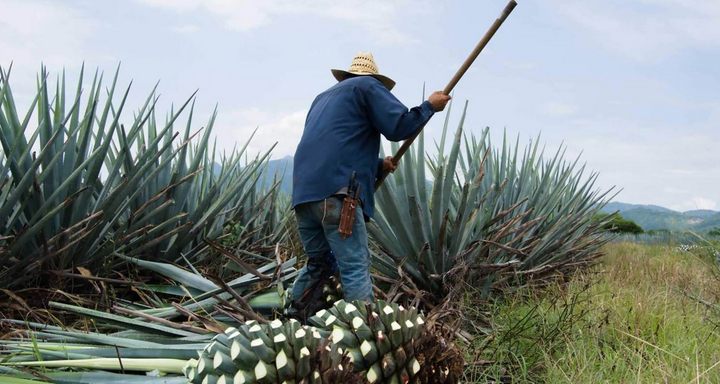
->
[462,242,720,383]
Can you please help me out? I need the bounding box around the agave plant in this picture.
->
[0,65,289,289]
[0,299,462,384]
[370,100,616,302]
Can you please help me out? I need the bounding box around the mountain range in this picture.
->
[259,156,294,193]
[599,202,720,232]
[228,156,720,232]
[212,156,294,194]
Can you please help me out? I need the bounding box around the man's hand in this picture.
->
[383,156,398,173]
[428,91,451,112]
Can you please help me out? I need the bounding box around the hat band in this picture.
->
[349,61,378,75]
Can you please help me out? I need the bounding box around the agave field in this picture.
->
[0,66,615,383]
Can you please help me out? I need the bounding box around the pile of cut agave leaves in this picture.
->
[1,278,460,384]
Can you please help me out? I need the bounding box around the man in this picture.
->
[290,52,451,307]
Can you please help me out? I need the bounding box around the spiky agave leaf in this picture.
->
[0,65,291,289]
[370,100,617,301]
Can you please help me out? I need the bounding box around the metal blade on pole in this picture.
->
[375,0,517,191]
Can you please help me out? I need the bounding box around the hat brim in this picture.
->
[331,69,396,91]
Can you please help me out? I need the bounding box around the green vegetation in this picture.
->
[597,212,644,234]
[464,242,720,382]
[5,65,713,384]
[0,65,289,290]
[371,100,614,303]
[600,203,720,232]
[1,299,461,383]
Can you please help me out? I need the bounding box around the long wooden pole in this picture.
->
[375,0,517,191]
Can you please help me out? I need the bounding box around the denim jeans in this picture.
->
[291,196,374,303]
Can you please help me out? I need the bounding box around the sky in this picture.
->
[1,0,719,212]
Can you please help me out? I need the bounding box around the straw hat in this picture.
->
[331,51,396,91]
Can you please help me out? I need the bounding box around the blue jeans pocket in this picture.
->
[321,197,343,226]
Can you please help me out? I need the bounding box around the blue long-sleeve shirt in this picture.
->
[292,76,435,218]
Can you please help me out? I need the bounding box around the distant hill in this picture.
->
[600,203,720,232]
[212,156,293,195]
[212,160,720,233]
[684,210,718,219]
[697,214,720,232]
[618,208,691,231]
[602,202,674,214]
[259,156,293,194]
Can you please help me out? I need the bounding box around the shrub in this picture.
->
[596,213,644,234]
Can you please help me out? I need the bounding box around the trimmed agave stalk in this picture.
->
[1,300,462,384]
[166,299,460,383]
[371,99,617,300]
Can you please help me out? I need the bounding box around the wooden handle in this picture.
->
[375,0,517,191]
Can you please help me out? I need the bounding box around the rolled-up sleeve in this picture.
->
[363,80,435,141]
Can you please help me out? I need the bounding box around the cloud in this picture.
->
[136,0,419,45]
[671,197,718,212]
[555,0,720,61]
[171,24,200,34]
[543,111,720,211]
[0,0,103,102]
[541,101,577,117]
[211,108,308,160]
[0,0,97,68]
[664,169,701,176]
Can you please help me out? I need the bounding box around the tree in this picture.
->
[596,213,644,234]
